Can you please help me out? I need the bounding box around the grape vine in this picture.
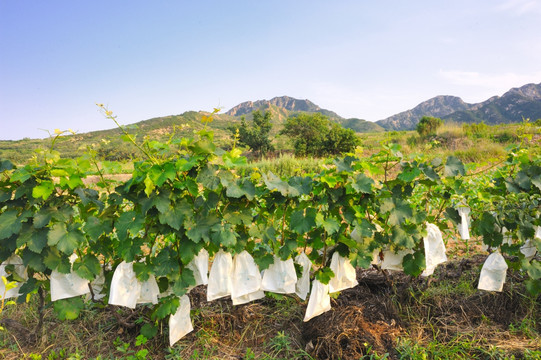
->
[0,110,539,330]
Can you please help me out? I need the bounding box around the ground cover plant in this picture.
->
[0,108,540,359]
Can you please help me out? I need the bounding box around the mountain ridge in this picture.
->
[376,82,541,130]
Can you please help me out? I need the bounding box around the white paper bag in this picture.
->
[422,223,448,277]
[187,248,209,286]
[295,252,312,300]
[520,239,537,261]
[261,256,297,294]
[50,254,90,301]
[231,289,265,305]
[328,252,358,293]
[230,251,261,300]
[87,270,106,301]
[207,250,233,301]
[169,295,193,346]
[0,255,27,300]
[109,261,141,309]
[381,249,412,272]
[303,279,331,322]
[478,252,508,292]
[457,206,471,240]
[137,274,160,305]
[371,249,382,266]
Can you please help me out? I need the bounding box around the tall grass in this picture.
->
[236,153,325,177]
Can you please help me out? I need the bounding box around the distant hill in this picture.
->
[376,82,541,130]
[225,96,383,132]
[442,83,541,125]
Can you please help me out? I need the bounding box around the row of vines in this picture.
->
[1,110,540,345]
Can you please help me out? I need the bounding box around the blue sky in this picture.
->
[1,0,541,140]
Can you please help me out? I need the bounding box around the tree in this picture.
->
[416,116,443,137]
[229,110,274,156]
[280,113,360,157]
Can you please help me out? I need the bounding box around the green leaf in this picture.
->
[47,223,84,254]
[153,247,180,277]
[172,269,196,297]
[398,166,421,182]
[390,225,416,248]
[444,207,461,226]
[0,159,14,172]
[133,261,152,282]
[263,172,299,197]
[186,213,220,243]
[54,297,85,320]
[83,216,113,240]
[444,156,465,177]
[33,207,56,228]
[140,323,158,339]
[0,210,22,239]
[315,213,340,235]
[152,296,180,320]
[380,198,412,226]
[253,253,274,271]
[290,208,317,234]
[19,227,48,253]
[158,201,191,231]
[351,173,374,194]
[144,175,155,197]
[115,211,145,242]
[315,267,334,285]
[21,248,46,272]
[403,251,425,277]
[73,254,101,281]
[32,181,55,200]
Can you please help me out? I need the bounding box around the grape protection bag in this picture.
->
[230,251,263,305]
[169,295,193,346]
[0,254,27,300]
[187,248,209,286]
[109,261,141,309]
[478,252,508,292]
[457,206,471,240]
[207,250,233,301]
[303,279,331,322]
[50,254,90,302]
[422,223,448,277]
[328,252,358,293]
[381,249,412,272]
[295,252,312,300]
[137,274,160,305]
[261,256,297,294]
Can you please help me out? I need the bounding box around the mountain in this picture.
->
[225,96,342,119]
[225,96,384,132]
[376,83,541,131]
[442,83,541,125]
[376,96,478,131]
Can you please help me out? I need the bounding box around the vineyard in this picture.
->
[1,111,540,359]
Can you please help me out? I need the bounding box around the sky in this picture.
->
[1,0,541,140]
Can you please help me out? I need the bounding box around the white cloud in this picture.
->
[439,70,541,89]
[495,0,541,15]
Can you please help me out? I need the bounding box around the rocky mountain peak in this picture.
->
[225,96,323,117]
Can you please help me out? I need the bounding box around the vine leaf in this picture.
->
[444,156,465,177]
[54,297,85,320]
[73,254,101,281]
[47,223,84,254]
[290,208,317,234]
